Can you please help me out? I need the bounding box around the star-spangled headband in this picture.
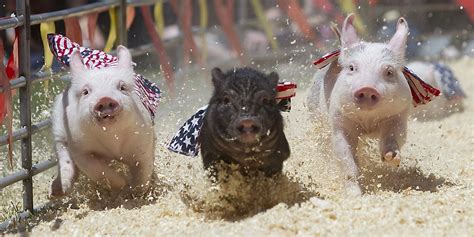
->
[168,82,297,157]
[313,49,441,107]
[47,34,161,119]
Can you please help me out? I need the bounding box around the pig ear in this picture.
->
[388,17,409,58]
[116,45,133,69]
[341,13,360,49]
[69,50,84,75]
[211,67,225,88]
[267,72,279,88]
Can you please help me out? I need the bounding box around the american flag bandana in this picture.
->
[313,49,441,107]
[47,34,161,119]
[432,63,466,100]
[168,82,297,157]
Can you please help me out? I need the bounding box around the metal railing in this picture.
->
[0,0,142,229]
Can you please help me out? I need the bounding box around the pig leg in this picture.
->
[73,153,127,190]
[127,150,155,189]
[332,127,362,196]
[260,135,290,176]
[50,141,78,197]
[379,118,407,167]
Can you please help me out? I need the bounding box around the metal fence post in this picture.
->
[16,0,33,213]
[117,0,127,47]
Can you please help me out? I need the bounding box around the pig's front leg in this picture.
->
[379,117,407,167]
[331,126,361,196]
[50,141,78,197]
[73,153,127,190]
[128,148,155,189]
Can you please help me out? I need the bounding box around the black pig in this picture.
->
[199,67,290,177]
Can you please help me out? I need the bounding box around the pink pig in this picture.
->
[307,14,412,195]
[49,46,155,197]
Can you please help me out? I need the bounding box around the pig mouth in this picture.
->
[237,133,261,145]
[94,112,119,122]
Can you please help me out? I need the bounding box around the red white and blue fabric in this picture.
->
[433,63,465,100]
[168,82,297,157]
[48,34,161,119]
[313,49,441,107]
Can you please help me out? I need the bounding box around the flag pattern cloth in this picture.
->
[47,33,161,119]
[433,63,466,100]
[402,66,441,106]
[168,106,207,157]
[313,49,441,106]
[168,82,297,157]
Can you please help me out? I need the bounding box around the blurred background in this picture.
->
[1,0,473,73]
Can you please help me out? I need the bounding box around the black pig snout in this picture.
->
[236,117,262,135]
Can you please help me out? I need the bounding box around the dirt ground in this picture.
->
[2,57,474,236]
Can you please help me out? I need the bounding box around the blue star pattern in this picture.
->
[167,106,208,157]
[433,63,466,100]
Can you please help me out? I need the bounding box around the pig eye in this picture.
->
[119,81,130,95]
[386,67,394,77]
[223,96,231,104]
[348,64,355,72]
[82,88,89,96]
[262,96,271,105]
[119,81,128,91]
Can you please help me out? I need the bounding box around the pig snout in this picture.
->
[93,97,122,119]
[353,87,381,109]
[236,118,262,144]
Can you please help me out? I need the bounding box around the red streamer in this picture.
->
[0,37,14,169]
[87,13,99,48]
[64,17,83,45]
[213,0,244,63]
[278,0,323,48]
[140,6,175,93]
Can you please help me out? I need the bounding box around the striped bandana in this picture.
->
[313,49,441,107]
[47,34,161,119]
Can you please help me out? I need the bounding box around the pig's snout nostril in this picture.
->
[353,87,380,107]
[94,97,121,115]
[237,119,261,134]
[108,102,118,110]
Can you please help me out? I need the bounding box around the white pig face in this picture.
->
[69,46,137,127]
[333,15,412,117]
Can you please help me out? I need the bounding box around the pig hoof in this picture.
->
[345,181,362,197]
[49,177,73,199]
[383,151,401,167]
[49,183,66,199]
